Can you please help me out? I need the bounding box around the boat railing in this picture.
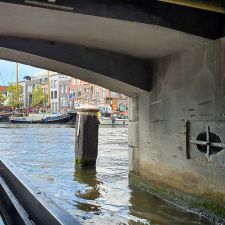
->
[0,159,80,225]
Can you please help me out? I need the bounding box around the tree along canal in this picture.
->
[0,124,213,225]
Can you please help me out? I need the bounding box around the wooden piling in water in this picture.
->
[75,105,99,168]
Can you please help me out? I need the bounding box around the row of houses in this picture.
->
[16,71,128,114]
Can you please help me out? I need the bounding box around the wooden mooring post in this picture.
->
[75,105,99,168]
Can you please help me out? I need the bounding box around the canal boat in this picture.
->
[67,110,77,125]
[99,117,128,126]
[9,113,76,124]
[0,159,79,225]
[42,114,74,124]
[9,112,53,124]
[0,112,14,122]
[9,115,43,124]
[0,107,14,122]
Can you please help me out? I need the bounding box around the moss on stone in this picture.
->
[129,172,225,223]
[75,157,96,168]
[188,200,225,218]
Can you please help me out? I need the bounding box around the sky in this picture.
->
[0,60,45,86]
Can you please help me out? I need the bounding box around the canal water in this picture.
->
[0,124,212,225]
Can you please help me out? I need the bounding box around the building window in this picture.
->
[54,80,57,88]
[61,86,64,94]
[51,80,53,88]
[51,91,53,99]
[102,88,106,98]
[54,91,57,99]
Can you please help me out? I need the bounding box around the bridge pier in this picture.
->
[129,37,225,221]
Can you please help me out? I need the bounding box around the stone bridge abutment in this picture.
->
[128,37,225,221]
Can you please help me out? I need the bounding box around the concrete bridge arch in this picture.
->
[0,0,225,221]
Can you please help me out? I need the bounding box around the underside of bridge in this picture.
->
[0,0,225,221]
[0,0,224,95]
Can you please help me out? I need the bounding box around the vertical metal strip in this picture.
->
[206,125,210,159]
[186,120,191,159]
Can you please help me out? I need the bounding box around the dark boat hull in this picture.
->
[42,114,75,124]
[0,115,10,122]
[0,112,14,122]
[9,118,42,124]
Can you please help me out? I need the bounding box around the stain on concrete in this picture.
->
[131,37,225,222]
[151,119,165,123]
[198,101,212,106]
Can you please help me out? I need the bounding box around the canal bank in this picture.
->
[129,173,225,224]
[0,124,213,224]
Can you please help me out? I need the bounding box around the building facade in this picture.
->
[11,71,128,115]
[68,78,128,116]
[50,73,69,113]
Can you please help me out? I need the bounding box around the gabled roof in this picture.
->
[0,86,7,92]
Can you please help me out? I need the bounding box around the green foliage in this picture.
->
[0,92,6,106]
[6,83,23,107]
[32,86,48,106]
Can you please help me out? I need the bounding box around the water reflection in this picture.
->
[74,167,101,214]
[129,187,211,225]
[0,125,214,225]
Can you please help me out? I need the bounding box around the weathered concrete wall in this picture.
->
[128,96,140,175]
[130,37,225,219]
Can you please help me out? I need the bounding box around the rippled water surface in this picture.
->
[0,124,212,225]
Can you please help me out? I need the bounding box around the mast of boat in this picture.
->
[16,62,19,106]
[48,70,51,108]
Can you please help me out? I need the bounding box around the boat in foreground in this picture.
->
[0,159,79,225]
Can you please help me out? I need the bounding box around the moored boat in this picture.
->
[9,113,51,124]
[0,112,14,122]
[0,107,14,122]
[9,113,76,124]
[9,116,43,124]
[42,114,75,124]
[99,117,128,126]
